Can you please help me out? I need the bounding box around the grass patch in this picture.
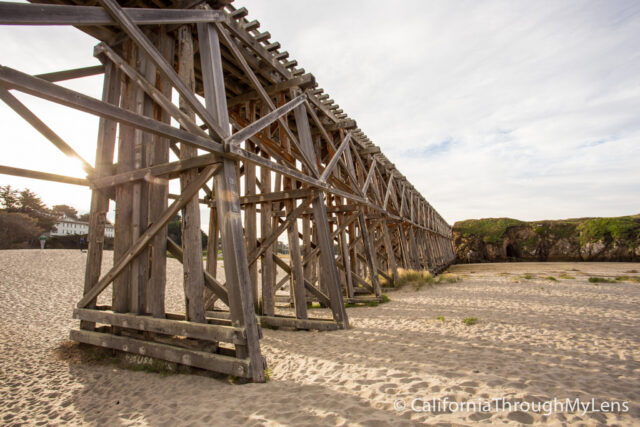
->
[435,315,445,322]
[522,273,534,280]
[436,273,462,284]
[559,273,575,279]
[588,277,614,283]
[380,268,434,290]
[615,276,640,283]
[264,367,273,382]
[381,294,391,303]
[463,317,478,326]
[544,276,558,281]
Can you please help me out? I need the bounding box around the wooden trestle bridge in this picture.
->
[0,0,455,382]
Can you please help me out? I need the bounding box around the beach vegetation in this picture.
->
[544,276,557,281]
[463,317,478,326]
[522,273,534,280]
[588,277,614,283]
[578,216,640,246]
[436,273,462,284]
[379,268,434,290]
[615,276,640,283]
[454,218,525,244]
[435,315,445,322]
[264,367,273,381]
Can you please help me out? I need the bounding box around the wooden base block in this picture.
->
[70,329,251,378]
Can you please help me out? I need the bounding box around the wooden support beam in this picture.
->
[99,0,228,141]
[0,165,88,186]
[320,132,352,182]
[35,65,105,83]
[177,25,206,323]
[358,210,382,297]
[81,60,120,329]
[70,329,250,378]
[148,29,173,318]
[0,86,93,172]
[0,65,224,153]
[90,154,220,189]
[198,19,265,382]
[227,73,315,108]
[73,309,246,344]
[0,3,226,26]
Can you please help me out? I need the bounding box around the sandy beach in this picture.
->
[1,250,638,425]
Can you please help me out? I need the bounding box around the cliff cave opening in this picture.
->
[506,243,519,259]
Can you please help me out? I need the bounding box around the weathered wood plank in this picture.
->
[73,308,245,344]
[148,29,173,319]
[70,329,250,378]
[177,25,206,324]
[198,20,265,382]
[0,3,225,26]
[81,60,120,330]
[0,165,88,186]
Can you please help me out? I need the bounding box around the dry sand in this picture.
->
[1,250,639,425]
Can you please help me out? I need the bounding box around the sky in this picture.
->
[1,0,639,225]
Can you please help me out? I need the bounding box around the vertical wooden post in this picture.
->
[82,59,120,329]
[113,39,136,314]
[381,221,399,282]
[260,148,275,316]
[292,101,348,327]
[244,104,258,309]
[205,207,219,277]
[279,93,307,319]
[339,211,354,298]
[177,25,205,323]
[358,209,381,296]
[198,21,264,382]
[148,28,173,318]
[131,40,153,314]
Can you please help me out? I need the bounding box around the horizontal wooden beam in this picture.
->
[73,308,246,344]
[325,119,357,131]
[227,74,315,108]
[90,154,220,189]
[35,65,105,83]
[0,165,88,186]
[0,3,225,26]
[206,311,338,331]
[0,65,223,154]
[70,329,250,377]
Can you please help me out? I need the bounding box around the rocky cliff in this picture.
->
[453,215,640,263]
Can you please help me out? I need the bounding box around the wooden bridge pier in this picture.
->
[0,0,455,381]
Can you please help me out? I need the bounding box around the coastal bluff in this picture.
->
[454,215,640,263]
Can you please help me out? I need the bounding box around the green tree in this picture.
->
[0,212,44,249]
[0,185,20,210]
[17,189,57,232]
[52,204,78,219]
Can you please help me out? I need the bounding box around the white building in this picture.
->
[51,217,114,238]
